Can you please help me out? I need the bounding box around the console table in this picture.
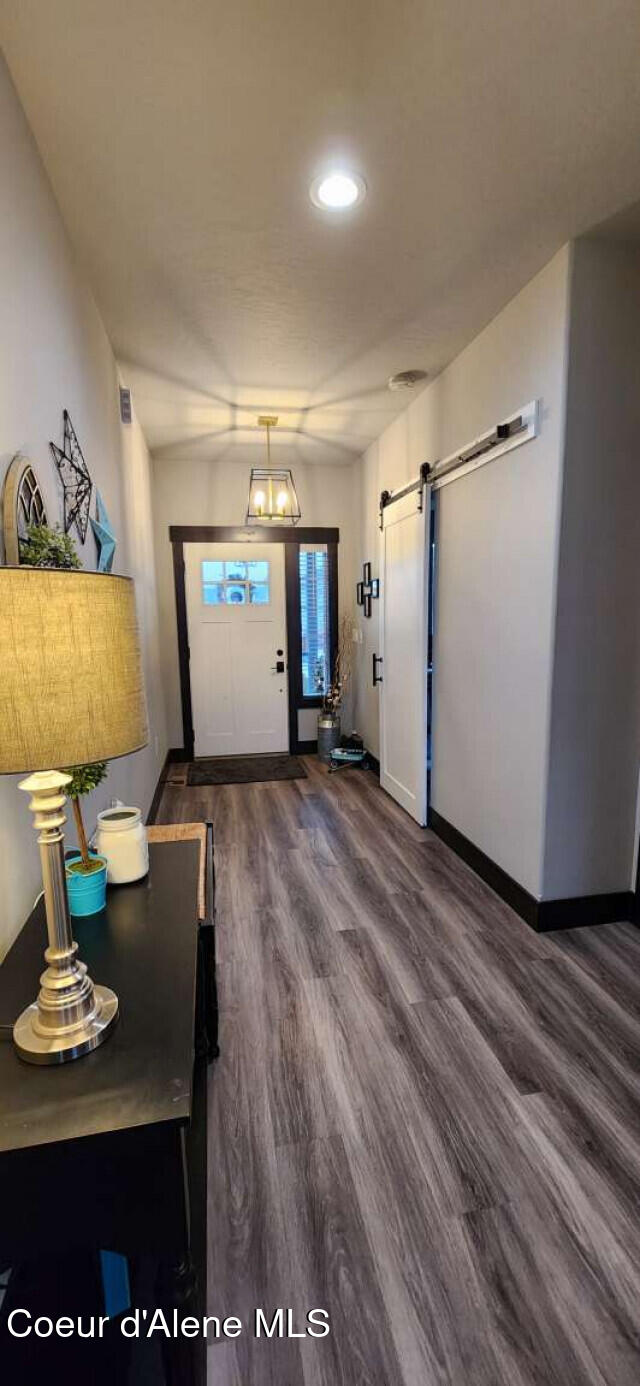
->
[0,840,207,1386]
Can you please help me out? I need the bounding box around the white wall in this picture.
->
[0,56,167,958]
[354,248,572,897]
[543,239,640,897]
[117,385,168,802]
[151,454,360,747]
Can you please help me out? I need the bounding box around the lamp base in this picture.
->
[15,771,120,1066]
[13,984,119,1065]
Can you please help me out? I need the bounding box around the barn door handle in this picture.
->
[372,653,383,686]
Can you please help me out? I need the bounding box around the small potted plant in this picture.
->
[317,615,352,764]
[65,761,109,916]
[20,521,81,569]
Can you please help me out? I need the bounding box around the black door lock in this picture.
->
[275,659,285,673]
[372,653,383,686]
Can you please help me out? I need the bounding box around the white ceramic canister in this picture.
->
[95,806,149,884]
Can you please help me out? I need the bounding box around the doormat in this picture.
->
[187,754,308,787]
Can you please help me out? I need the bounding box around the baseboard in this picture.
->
[428,808,538,926]
[146,748,175,826]
[536,891,634,931]
[428,808,633,933]
[167,746,190,763]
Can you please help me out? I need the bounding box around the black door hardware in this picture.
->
[372,653,383,686]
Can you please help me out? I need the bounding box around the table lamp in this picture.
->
[0,567,148,1064]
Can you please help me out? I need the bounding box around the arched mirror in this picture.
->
[2,454,48,564]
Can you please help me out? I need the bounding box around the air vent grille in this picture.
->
[119,387,132,424]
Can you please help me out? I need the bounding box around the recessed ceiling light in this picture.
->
[310,170,366,210]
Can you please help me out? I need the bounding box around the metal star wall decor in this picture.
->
[50,410,92,543]
[90,490,116,573]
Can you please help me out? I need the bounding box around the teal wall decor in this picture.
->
[90,490,116,572]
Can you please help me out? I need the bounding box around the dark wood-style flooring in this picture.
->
[157,757,640,1386]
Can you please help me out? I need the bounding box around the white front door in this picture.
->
[379,484,429,824]
[185,543,288,757]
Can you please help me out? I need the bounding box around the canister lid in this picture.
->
[97,806,142,831]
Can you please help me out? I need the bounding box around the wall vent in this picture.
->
[119,386,132,424]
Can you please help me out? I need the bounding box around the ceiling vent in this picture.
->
[387,369,428,391]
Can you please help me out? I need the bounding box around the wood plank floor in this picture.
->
[157,757,640,1386]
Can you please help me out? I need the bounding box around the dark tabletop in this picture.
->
[0,840,200,1154]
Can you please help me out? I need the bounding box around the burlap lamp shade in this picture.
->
[0,568,148,774]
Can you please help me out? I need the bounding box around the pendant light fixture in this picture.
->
[246,416,301,524]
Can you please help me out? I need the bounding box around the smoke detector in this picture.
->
[387,369,428,391]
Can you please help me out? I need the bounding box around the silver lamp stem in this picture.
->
[13,771,118,1065]
[38,776,74,951]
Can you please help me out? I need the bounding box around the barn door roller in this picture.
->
[379,462,430,530]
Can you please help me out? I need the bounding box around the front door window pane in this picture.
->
[225,560,247,581]
[226,583,246,604]
[247,560,269,583]
[203,582,225,605]
[202,560,224,583]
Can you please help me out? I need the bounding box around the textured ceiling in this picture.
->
[3,0,640,465]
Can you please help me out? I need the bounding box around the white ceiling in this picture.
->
[3,0,640,466]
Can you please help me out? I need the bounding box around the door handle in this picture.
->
[372,653,383,686]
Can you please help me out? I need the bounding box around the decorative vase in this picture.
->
[65,851,108,917]
[317,713,341,764]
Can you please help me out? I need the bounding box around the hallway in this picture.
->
[157,759,640,1386]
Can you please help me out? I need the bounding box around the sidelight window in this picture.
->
[299,545,329,697]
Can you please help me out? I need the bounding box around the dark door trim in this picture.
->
[634,834,640,924]
[285,542,339,752]
[170,525,338,545]
[172,539,194,760]
[170,526,340,760]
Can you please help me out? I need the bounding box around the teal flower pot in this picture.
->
[66,851,108,917]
